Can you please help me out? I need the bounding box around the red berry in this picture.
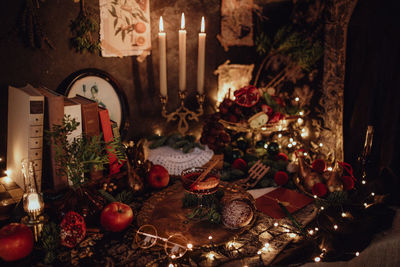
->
[311,159,326,173]
[312,183,327,197]
[275,152,288,161]
[274,171,289,186]
[342,176,355,190]
[232,158,247,171]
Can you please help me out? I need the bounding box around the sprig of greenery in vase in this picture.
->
[46,115,125,187]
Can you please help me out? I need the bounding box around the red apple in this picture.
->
[0,223,34,262]
[147,164,170,189]
[100,202,133,232]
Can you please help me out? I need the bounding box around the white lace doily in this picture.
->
[146,145,214,176]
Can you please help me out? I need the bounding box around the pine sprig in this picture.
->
[40,222,60,264]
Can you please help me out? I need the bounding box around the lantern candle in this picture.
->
[159,16,167,97]
[197,16,206,95]
[27,192,40,212]
[179,13,187,92]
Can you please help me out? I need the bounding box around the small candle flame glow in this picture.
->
[27,192,40,212]
[200,16,205,33]
[159,16,164,32]
[181,13,185,29]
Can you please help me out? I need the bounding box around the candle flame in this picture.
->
[201,16,205,32]
[27,192,40,212]
[181,13,185,29]
[159,16,164,32]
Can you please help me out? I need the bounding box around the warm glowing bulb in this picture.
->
[320,206,325,210]
[288,144,293,148]
[257,250,262,255]
[295,97,300,102]
[371,192,375,196]
[327,167,333,171]
[364,202,368,207]
[289,233,296,238]
[208,235,213,240]
[362,180,366,184]
[304,152,308,156]
[314,195,318,199]
[200,16,205,33]
[264,144,268,149]
[3,176,12,184]
[355,252,360,256]
[181,13,185,29]
[0,157,2,162]
[292,141,297,145]
[187,243,193,249]
[314,256,321,262]
[264,243,270,248]
[274,222,279,227]
[159,16,164,32]
[315,227,319,231]
[208,252,215,260]
[308,229,314,235]
[297,118,303,124]
[299,111,304,116]
[341,212,347,217]
[278,133,282,138]
[333,225,338,230]
[289,138,294,142]
[168,264,174,267]
[27,193,41,212]
[319,143,323,147]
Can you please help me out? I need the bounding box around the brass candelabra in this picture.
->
[160,91,205,135]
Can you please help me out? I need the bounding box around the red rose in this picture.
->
[274,171,289,186]
[234,86,260,108]
[342,176,355,190]
[312,159,326,174]
[275,152,288,161]
[232,158,247,171]
[268,112,282,123]
[312,183,327,197]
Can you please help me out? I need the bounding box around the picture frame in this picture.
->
[58,69,129,135]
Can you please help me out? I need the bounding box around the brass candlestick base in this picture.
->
[160,91,205,135]
[21,214,47,242]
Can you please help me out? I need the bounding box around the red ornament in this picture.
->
[0,223,34,262]
[311,159,326,174]
[234,86,260,107]
[274,171,289,186]
[275,152,288,161]
[60,211,86,248]
[312,183,327,197]
[342,175,355,190]
[232,158,247,171]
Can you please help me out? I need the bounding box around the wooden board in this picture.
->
[137,181,255,247]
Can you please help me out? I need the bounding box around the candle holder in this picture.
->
[160,91,205,135]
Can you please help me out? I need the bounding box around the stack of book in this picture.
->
[7,85,124,193]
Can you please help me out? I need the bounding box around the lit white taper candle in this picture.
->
[197,16,206,94]
[178,13,187,92]
[159,16,167,97]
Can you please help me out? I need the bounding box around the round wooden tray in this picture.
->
[136,181,256,247]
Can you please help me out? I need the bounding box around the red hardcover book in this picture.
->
[70,95,100,137]
[255,187,313,219]
[70,95,102,180]
[98,107,121,175]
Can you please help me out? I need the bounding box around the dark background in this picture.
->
[344,0,400,201]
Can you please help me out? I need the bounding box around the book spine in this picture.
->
[99,109,121,175]
[80,103,100,137]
